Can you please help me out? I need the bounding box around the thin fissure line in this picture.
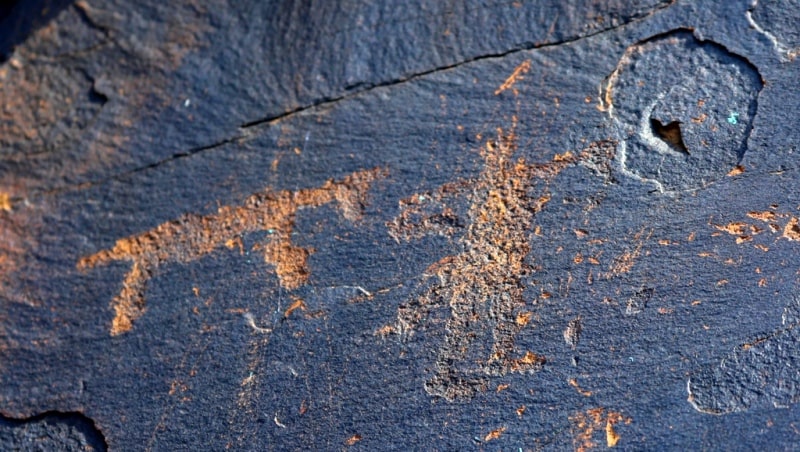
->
[16,1,675,203]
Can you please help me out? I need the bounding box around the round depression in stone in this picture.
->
[607,31,762,191]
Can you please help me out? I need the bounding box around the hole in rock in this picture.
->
[650,118,689,154]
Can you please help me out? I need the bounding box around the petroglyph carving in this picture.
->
[688,210,800,414]
[602,30,762,192]
[384,124,615,400]
[688,294,800,414]
[79,168,384,335]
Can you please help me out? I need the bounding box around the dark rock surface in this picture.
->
[1,0,800,450]
[0,411,106,451]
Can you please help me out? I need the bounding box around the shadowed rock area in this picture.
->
[0,412,106,451]
[2,0,800,450]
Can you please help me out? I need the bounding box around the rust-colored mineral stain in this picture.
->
[386,123,615,399]
[783,217,800,241]
[727,165,745,176]
[569,378,593,397]
[721,209,800,249]
[483,426,506,442]
[715,222,749,235]
[515,311,533,326]
[344,434,362,446]
[515,351,545,367]
[495,60,531,95]
[570,408,630,452]
[606,420,620,447]
[747,211,778,222]
[79,168,384,335]
[373,324,395,337]
[604,228,651,278]
[0,193,11,212]
[284,298,306,318]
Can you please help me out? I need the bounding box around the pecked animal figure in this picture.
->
[79,168,385,335]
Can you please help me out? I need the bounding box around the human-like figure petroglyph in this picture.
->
[384,124,615,400]
[79,168,384,335]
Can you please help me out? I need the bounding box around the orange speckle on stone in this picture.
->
[284,298,306,318]
[515,311,532,326]
[344,434,362,446]
[606,420,620,447]
[0,193,11,211]
[569,378,593,397]
[747,211,777,222]
[570,408,630,452]
[715,222,749,235]
[727,165,745,176]
[495,60,531,95]
[374,325,396,337]
[783,217,800,241]
[554,151,574,162]
[484,426,506,442]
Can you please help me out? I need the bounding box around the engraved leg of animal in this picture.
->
[78,167,386,336]
[77,240,154,335]
[110,259,153,335]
